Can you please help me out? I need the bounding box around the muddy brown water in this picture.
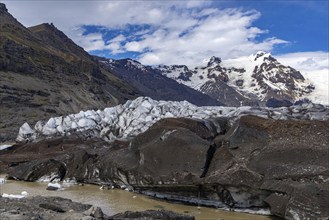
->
[0,178,278,220]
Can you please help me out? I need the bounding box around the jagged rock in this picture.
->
[83,206,104,219]
[9,159,66,182]
[263,182,329,219]
[93,208,104,219]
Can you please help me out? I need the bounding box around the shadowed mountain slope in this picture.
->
[0,3,140,141]
[97,57,223,107]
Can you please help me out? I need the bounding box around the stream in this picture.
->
[0,177,278,220]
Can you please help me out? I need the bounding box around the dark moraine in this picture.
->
[1,115,328,219]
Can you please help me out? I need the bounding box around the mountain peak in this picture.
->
[29,23,62,35]
[0,3,8,13]
[251,51,272,61]
[36,22,57,30]
[0,2,25,28]
[207,56,222,66]
[28,22,93,62]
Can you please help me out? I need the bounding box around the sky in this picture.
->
[2,0,329,70]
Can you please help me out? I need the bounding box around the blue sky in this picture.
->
[220,0,329,54]
[3,0,329,67]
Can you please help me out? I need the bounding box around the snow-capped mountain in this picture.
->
[95,51,321,107]
[96,57,222,106]
[157,51,315,106]
[97,57,256,107]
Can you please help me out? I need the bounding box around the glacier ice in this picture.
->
[16,97,329,143]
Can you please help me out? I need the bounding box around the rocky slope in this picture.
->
[1,97,328,220]
[157,52,315,106]
[0,3,141,142]
[97,57,222,106]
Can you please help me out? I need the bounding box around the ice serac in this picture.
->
[16,97,329,143]
[16,122,35,142]
[157,51,317,106]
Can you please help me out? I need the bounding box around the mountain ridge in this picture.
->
[28,23,93,63]
[0,3,141,141]
[97,52,317,107]
[156,51,316,105]
[97,57,223,107]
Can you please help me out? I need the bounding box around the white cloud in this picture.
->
[2,0,290,65]
[276,51,329,72]
[108,34,126,44]
[77,32,105,52]
[134,8,288,65]
[124,42,144,52]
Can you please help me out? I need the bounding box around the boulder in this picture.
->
[83,206,104,219]
[46,183,61,191]
[8,159,66,182]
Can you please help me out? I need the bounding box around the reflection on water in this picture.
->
[0,178,277,220]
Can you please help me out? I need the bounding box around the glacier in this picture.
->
[16,97,329,143]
